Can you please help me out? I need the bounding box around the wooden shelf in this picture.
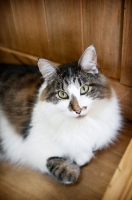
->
[102,139,132,200]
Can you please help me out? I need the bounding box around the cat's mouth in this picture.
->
[77,113,87,118]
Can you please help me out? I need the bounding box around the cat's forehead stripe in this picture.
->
[62,76,82,91]
[77,77,82,86]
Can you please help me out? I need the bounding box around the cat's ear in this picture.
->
[78,45,98,74]
[38,58,58,81]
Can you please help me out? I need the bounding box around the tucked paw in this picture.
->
[46,157,80,184]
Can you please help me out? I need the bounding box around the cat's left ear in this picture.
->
[78,45,98,74]
[38,58,58,81]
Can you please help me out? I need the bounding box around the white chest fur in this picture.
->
[28,91,121,169]
[0,90,121,173]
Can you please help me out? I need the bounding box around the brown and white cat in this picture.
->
[0,45,122,184]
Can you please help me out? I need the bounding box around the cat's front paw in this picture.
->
[46,157,80,184]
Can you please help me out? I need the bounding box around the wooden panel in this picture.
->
[0,0,18,48]
[120,89,132,121]
[0,46,37,65]
[0,0,50,59]
[83,0,123,79]
[109,79,132,121]
[102,139,132,200]
[0,121,131,200]
[0,46,60,66]
[10,0,50,58]
[0,0,125,80]
[120,0,132,86]
[45,0,82,63]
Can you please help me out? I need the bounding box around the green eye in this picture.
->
[80,85,89,95]
[58,91,68,99]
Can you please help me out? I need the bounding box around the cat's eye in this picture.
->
[80,85,89,95]
[58,91,68,99]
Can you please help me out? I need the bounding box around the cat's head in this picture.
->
[38,45,112,118]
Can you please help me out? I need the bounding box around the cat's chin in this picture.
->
[67,112,88,118]
[77,114,87,118]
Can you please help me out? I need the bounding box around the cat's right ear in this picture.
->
[38,58,58,81]
[78,45,98,74]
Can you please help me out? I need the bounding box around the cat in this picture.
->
[0,45,122,184]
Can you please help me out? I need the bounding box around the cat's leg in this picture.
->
[46,157,80,184]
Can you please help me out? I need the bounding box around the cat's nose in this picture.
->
[75,109,82,114]
[75,106,87,114]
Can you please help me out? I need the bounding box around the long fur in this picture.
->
[0,45,122,184]
[0,88,121,169]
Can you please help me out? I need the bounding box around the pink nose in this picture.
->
[75,110,81,114]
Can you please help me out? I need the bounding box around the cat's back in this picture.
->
[0,64,43,137]
[0,63,41,84]
[0,64,42,99]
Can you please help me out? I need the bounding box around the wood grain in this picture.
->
[0,0,129,81]
[0,0,50,58]
[119,89,132,121]
[0,0,18,49]
[45,0,82,63]
[83,0,123,79]
[120,0,132,86]
[102,139,132,200]
[0,46,60,66]
[0,46,37,65]
[109,79,132,121]
[0,121,131,200]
